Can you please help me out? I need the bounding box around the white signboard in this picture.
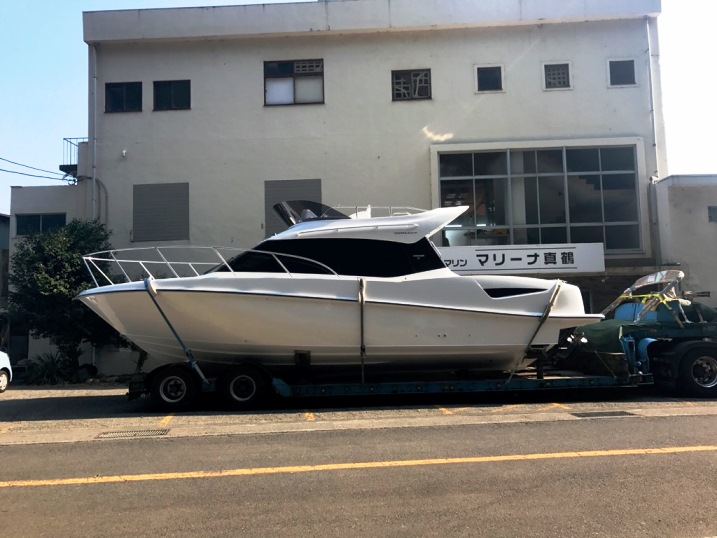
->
[439,243,605,275]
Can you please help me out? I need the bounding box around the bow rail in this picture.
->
[82,246,338,288]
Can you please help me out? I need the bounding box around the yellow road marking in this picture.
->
[2,445,716,489]
[304,411,315,422]
[438,407,469,415]
[490,404,522,413]
[159,414,175,427]
[543,403,571,410]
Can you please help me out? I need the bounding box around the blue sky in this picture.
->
[1,0,714,215]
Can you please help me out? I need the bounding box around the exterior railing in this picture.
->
[335,205,425,218]
[60,137,88,177]
[82,246,338,288]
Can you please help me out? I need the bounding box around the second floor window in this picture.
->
[154,80,191,110]
[264,60,324,105]
[392,69,431,101]
[105,82,142,112]
[608,60,636,87]
[475,66,503,92]
[543,63,571,90]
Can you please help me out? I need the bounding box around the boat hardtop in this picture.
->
[269,203,468,244]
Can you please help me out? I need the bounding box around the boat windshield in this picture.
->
[214,237,446,277]
[273,200,350,227]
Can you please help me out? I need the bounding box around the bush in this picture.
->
[26,352,73,385]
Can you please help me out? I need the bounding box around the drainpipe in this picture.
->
[90,43,98,366]
[91,43,98,221]
[644,17,663,265]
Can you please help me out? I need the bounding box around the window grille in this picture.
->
[264,59,324,105]
[544,63,571,89]
[294,60,323,73]
[392,69,431,101]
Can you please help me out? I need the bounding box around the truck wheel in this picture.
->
[0,370,9,393]
[150,366,198,410]
[218,366,268,410]
[678,349,717,398]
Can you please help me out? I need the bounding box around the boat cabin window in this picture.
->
[215,251,334,275]
[217,238,445,277]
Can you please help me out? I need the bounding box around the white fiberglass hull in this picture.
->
[78,270,601,373]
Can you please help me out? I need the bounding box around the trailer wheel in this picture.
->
[0,369,9,393]
[150,366,198,411]
[218,366,268,410]
[678,349,717,398]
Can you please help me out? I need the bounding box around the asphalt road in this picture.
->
[1,385,717,537]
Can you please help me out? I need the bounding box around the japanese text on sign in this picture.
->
[439,244,604,275]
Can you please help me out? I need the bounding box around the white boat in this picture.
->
[78,201,602,374]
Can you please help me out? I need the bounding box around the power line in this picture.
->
[0,168,69,181]
[0,157,65,177]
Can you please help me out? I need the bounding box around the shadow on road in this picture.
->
[0,383,686,423]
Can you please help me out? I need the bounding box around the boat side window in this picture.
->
[249,238,445,277]
[221,251,285,273]
[276,255,335,275]
[214,249,334,274]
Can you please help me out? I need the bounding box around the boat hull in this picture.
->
[78,272,601,373]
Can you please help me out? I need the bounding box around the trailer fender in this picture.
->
[666,340,717,361]
[636,337,658,373]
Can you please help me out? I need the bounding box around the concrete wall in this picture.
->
[84,0,661,42]
[656,175,717,306]
[89,17,663,256]
[10,183,93,237]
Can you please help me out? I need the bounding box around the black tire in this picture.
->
[218,366,269,410]
[150,366,198,411]
[0,370,9,393]
[678,348,717,398]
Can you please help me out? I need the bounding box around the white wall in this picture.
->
[10,183,92,238]
[656,175,717,305]
[92,18,661,255]
[83,0,661,42]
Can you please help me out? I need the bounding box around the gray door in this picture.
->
[264,179,321,237]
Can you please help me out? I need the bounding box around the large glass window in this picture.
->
[439,146,640,251]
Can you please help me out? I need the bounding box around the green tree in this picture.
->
[8,219,117,370]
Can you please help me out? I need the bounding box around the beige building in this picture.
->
[654,175,717,306]
[11,0,681,372]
